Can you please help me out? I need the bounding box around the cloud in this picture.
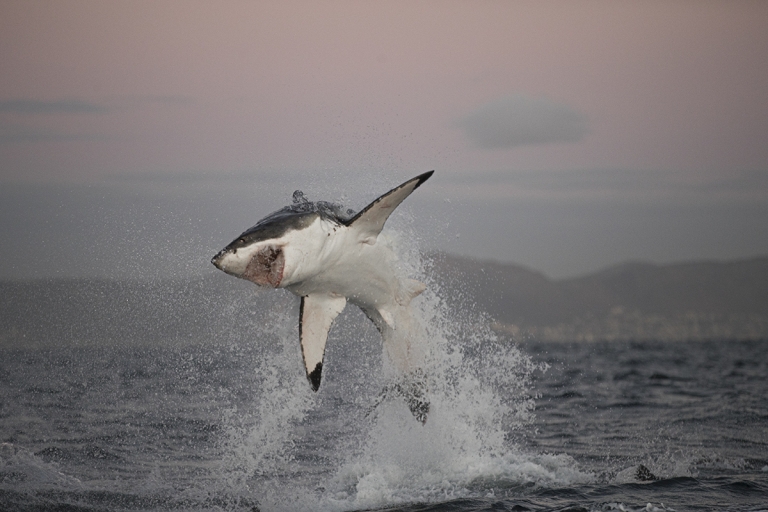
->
[0,122,106,143]
[0,96,192,144]
[106,95,195,109]
[458,95,588,149]
[0,99,106,114]
[134,95,192,105]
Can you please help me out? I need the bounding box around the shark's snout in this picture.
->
[211,251,225,270]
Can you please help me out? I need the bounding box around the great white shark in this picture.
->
[211,171,434,423]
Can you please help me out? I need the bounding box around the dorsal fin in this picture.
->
[344,171,434,244]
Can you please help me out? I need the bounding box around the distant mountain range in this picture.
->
[429,253,768,342]
[2,254,767,347]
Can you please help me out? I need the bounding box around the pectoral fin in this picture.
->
[345,171,433,243]
[378,307,396,330]
[299,294,347,391]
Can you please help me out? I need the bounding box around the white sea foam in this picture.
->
[316,248,592,510]
[217,300,316,507]
[0,443,83,491]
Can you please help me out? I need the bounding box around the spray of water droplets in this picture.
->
[212,220,591,511]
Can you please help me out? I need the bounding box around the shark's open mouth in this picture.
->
[244,245,284,287]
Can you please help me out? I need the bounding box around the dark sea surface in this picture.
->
[1,285,767,511]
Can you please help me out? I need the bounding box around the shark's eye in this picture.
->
[238,238,245,243]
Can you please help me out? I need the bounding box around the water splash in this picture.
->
[318,241,589,510]
[215,227,592,511]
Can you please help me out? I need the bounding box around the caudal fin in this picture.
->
[366,370,430,425]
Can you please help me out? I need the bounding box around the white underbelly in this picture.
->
[286,245,398,309]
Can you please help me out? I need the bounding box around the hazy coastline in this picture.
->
[3,253,766,347]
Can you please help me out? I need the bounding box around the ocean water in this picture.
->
[1,256,767,511]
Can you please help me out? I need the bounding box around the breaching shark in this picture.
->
[211,171,434,423]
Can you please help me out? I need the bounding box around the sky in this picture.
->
[1,0,767,280]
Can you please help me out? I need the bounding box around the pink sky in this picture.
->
[1,1,767,279]
[2,1,767,184]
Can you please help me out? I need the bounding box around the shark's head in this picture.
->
[211,207,321,287]
[212,193,353,287]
